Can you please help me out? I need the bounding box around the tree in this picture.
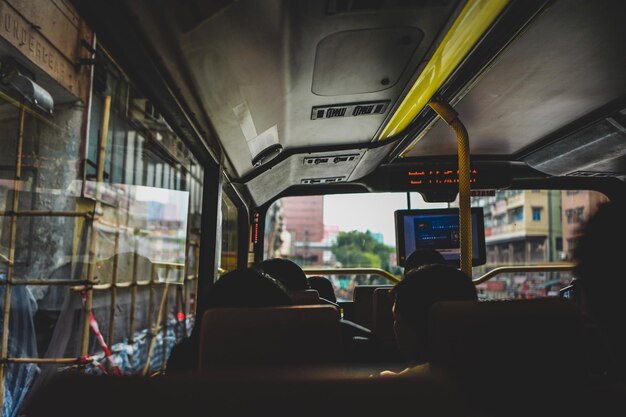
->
[332,230,394,270]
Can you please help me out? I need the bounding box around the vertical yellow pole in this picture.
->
[428,101,473,277]
[0,108,25,414]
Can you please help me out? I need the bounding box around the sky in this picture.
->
[323,193,447,247]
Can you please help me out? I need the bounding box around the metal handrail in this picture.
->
[303,263,576,286]
[472,263,575,285]
[303,268,401,284]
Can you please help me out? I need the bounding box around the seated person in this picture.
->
[404,248,445,274]
[257,258,371,362]
[308,275,337,303]
[380,264,477,377]
[255,258,310,292]
[166,268,293,373]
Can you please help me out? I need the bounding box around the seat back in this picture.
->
[372,287,395,341]
[428,298,585,411]
[199,305,343,372]
[353,285,393,329]
[288,289,320,305]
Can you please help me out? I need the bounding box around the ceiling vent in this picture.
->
[311,101,389,120]
[304,154,359,165]
[301,176,346,184]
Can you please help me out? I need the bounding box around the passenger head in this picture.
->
[255,258,310,291]
[307,275,337,303]
[392,264,477,363]
[404,248,446,273]
[205,267,293,308]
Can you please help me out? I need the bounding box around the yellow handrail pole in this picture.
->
[379,0,509,142]
[428,101,472,276]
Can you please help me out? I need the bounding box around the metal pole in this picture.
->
[0,108,25,414]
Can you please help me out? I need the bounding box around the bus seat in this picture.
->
[353,285,393,329]
[372,287,395,341]
[27,367,473,417]
[288,289,320,305]
[198,305,343,372]
[427,298,586,414]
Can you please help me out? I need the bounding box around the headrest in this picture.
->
[288,289,320,305]
[353,285,394,328]
[372,287,395,341]
[428,298,585,387]
[199,305,343,372]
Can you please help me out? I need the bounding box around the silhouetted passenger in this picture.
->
[381,264,477,376]
[573,200,626,381]
[167,268,292,373]
[255,258,310,291]
[308,275,337,303]
[257,259,371,364]
[404,248,446,274]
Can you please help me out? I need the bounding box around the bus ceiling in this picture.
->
[74,0,626,206]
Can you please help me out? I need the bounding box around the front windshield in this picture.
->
[264,190,608,301]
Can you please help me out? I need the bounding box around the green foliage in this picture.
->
[332,230,394,270]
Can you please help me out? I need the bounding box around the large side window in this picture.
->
[0,45,206,416]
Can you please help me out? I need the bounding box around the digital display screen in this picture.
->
[395,207,486,268]
[406,169,478,186]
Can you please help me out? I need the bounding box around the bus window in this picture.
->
[264,189,608,302]
[0,44,205,414]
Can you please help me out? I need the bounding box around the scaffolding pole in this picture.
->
[0,108,25,414]
[80,95,112,358]
[142,283,170,376]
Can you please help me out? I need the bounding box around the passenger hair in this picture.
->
[404,248,446,272]
[307,275,337,303]
[205,267,293,308]
[255,258,310,291]
[393,264,477,332]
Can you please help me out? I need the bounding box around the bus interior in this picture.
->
[0,0,625,416]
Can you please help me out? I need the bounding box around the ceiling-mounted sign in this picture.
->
[0,0,93,100]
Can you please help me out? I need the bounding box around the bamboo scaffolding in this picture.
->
[1,279,93,286]
[0,108,25,414]
[107,210,121,348]
[80,95,112,358]
[0,211,92,217]
[2,358,81,364]
[142,282,170,376]
[161,284,169,372]
[127,249,139,361]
